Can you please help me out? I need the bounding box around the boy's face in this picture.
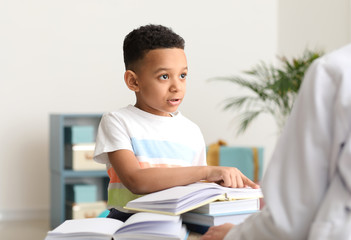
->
[131,48,188,117]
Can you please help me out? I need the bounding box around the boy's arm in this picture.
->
[108,150,259,195]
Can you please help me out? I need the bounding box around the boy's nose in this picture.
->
[170,79,184,92]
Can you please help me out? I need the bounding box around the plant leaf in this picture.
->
[209,49,324,135]
[236,111,261,135]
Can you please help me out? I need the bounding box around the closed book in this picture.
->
[182,210,258,227]
[191,198,260,215]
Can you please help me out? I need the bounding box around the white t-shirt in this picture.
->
[94,105,206,210]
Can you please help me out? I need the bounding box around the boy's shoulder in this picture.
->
[102,105,136,118]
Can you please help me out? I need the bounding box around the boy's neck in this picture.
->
[133,104,174,117]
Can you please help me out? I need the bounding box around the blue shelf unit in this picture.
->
[49,114,109,229]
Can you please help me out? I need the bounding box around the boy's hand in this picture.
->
[108,150,259,194]
[200,223,234,240]
[205,166,260,189]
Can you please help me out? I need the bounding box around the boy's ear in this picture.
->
[124,70,139,92]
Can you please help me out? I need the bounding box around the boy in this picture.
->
[94,24,258,221]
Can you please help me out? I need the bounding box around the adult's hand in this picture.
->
[200,223,234,240]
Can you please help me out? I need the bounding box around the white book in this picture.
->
[45,212,187,240]
[182,210,258,227]
[191,198,260,215]
[125,182,263,215]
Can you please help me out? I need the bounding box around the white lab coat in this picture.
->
[224,44,351,240]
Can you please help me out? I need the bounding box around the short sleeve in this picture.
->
[93,112,134,164]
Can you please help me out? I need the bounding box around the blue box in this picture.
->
[66,184,97,203]
[64,126,95,144]
[207,146,264,182]
[220,146,264,182]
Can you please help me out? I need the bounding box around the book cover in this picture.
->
[182,210,258,227]
[125,182,263,215]
[191,198,260,215]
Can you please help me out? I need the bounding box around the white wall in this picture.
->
[0,0,277,220]
[278,0,350,56]
[1,0,349,221]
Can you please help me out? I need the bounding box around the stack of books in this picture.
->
[125,182,262,234]
[182,198,260,234]
[45,182,263,239]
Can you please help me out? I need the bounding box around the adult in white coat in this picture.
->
[201,44,351,240]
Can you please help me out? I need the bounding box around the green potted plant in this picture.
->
[211,49,323,135]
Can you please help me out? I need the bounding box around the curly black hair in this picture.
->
[123,24,185,70]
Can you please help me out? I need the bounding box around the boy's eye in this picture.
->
[159,74,169,80]
[180,73,187,79]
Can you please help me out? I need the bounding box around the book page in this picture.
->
[115,225,187,240]
[123,212,180,224]
[225,187,263,199]
[115,213,182,238]
[127,182,222,203]
[47,218,124,236]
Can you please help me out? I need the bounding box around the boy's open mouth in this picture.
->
[168,98,181,105]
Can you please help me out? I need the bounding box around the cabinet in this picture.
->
[49,114,109,229]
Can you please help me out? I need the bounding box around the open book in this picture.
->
[125,182,263,215]
[45,212,187,240]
